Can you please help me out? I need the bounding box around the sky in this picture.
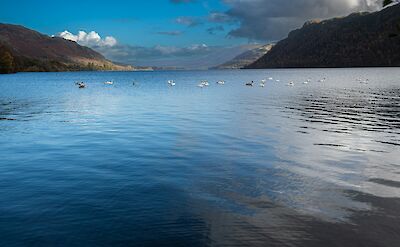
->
[0,0,383,68]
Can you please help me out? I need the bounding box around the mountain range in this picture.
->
[1,4,400,74]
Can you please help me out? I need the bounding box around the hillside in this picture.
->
[0,23,133,73]
[214,44,273,69]
[248,4,400,69]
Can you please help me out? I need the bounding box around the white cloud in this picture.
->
[188,44,208,50]
[57,30,117,47]
[175,16,202,27]
[103,36,118,47]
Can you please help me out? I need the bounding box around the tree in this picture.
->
[383,0,393,7]
[0,50,14,74]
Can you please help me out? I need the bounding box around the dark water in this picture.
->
[0,68,399,246]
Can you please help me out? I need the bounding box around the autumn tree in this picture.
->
[0,50,14,74]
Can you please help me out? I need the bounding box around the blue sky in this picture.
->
[0,0,382,68]
[0,0,243,47]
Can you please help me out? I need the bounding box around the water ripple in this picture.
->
[0,69,400,246]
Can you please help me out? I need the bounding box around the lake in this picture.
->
[0,68,399,246]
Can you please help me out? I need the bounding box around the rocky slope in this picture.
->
[214,44,273,69]
[0,23,133,73]
[248,4,400,68]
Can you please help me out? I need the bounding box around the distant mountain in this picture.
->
[100,44,265,70]
[248,4,400,69]
[213,44,273,69]
[0,23,133,74]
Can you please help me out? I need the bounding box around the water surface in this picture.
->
[0,68,399,246]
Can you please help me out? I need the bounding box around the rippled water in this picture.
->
[0,68,399,246]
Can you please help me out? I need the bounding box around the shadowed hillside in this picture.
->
[248,4,400,69]
[0,23,133,73]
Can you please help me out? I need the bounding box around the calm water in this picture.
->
[0,68,399,246]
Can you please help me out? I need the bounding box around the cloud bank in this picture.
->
[94,43,257,69]
[57,30,117,47]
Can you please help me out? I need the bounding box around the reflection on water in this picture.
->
[0,68,399,246]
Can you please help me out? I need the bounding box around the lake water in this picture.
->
[0,68,399,246]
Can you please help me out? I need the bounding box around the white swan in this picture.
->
[104,81,113,85]
[168,80,176,86]
[198,80,209,86]
[197,80,209,88]
[77,82,86,88]
[216,80,225,85]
